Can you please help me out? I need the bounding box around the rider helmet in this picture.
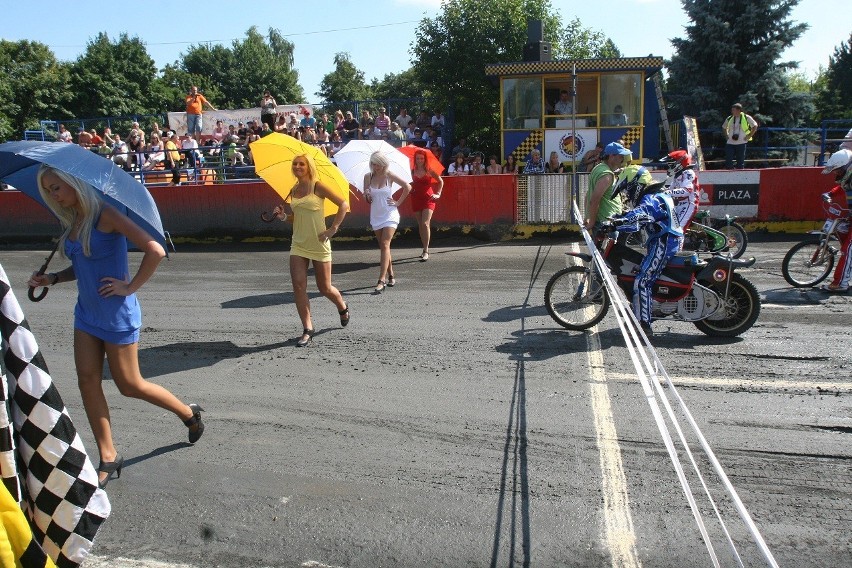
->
[612,166,656,207]
[821,149,852,175]
[664,149,692,177]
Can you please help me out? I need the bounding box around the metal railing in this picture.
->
[517,173,589,224]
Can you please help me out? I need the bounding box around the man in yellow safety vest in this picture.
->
[722,102,758,169]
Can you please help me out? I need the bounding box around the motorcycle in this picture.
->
[781,196,848,287]
[627,218,737,257]
[545,226,761,337]
[686,210,748,259]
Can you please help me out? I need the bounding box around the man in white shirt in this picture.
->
[394,108,411,130]
[181,135,201,169]
[57,123,73,143]
[554,90,573,115]
[431,110,445,135]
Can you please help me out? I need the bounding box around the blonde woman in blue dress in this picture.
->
[363,151,411,293]
[28,165,205,490]
[273,153,350,347]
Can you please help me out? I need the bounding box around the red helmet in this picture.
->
[665,149,692,177]
[667,149,692,168]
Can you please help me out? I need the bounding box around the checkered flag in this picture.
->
[0,263,110,567]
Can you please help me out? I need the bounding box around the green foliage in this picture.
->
[555,19,622,59]
[370,68,424,102]
[0,40,73,141]
[68,32,159,117]
[815,33,852,120]
[412,0,565,152]
[411,0,618,153]
[317,53,371,104]
[180,27,304,108]
[666,0,812,129]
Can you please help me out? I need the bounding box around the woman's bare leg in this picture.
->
[290,255,312,331]
[312,260,347,312]
[375,227,396,283]
[417,209,433,254]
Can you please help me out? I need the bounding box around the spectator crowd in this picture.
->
[54,89,598,185]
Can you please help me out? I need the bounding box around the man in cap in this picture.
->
[584,141,633,231]
[722,103,758,169]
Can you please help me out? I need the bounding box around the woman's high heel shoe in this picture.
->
[296,329,314,347]
[98,454,124,489]
[374,279,386,293]
[184,403,205,443]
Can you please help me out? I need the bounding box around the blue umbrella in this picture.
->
[0,141,167,249]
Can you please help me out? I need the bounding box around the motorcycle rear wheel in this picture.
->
[781,238,835,287]
[717,222,748,258]
[545,266,610,330]
[693,273,761,337]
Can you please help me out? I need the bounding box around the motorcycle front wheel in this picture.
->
[717,222,748,258]
[693,273,761,337]
[781,238,835,287]
[545,266,610,330]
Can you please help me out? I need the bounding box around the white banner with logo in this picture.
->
[545,129,598,164]
[167,104,316,136]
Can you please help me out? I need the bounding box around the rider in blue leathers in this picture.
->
[610,168,684,336]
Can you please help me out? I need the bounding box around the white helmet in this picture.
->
[822,149,852,174]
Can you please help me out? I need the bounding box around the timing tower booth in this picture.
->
[485,56,666,168]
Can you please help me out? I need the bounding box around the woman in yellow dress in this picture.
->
[273,153,350,346]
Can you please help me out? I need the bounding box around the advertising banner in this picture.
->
[545,129,598,164]
[167,104,315,136]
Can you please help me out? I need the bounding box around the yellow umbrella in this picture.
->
[251,133,350,217]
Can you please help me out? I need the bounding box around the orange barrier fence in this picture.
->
[0,167,838,241]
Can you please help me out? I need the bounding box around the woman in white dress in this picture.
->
[363,152,411,293]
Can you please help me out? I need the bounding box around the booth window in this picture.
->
[543,76,599,128]
[502,77,542,130]
[600,73,641,127]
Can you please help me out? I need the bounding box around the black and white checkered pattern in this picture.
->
[0,263,110,568]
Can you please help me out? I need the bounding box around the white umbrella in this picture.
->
[333,139,412,192]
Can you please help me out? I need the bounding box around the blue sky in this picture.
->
[1,0,845,105]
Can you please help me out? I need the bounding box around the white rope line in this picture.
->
[572,202,778,567]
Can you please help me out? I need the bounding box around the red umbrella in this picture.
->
[398,145,444,175]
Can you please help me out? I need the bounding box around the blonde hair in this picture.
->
[37,164,102,257]
[292,153,318,185]
[369,151,389,172]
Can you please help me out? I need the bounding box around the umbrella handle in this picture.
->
[28,285,49,302]
[28,240,60,303]
[260,211,277,223]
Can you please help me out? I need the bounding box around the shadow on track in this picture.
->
[138,340,290,378]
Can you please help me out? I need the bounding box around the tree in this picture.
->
[180,27,304,109]
[316,53,370,104]
[666,0,811,129]
[411,0,617,153]
[411,0,559,152]
[555,18,622,59]
[369,69,423,103]
[815,33,852,120]
[0,40,73,141]
[68,33,159,118]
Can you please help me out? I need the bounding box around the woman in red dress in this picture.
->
[409,149,444,261]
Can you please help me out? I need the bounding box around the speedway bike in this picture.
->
[545,226,761,337]
[687,210,748,258]
[781,197,849,287]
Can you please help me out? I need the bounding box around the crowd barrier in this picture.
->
[0,166,837,243]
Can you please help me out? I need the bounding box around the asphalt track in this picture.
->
[1,236,849,568]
